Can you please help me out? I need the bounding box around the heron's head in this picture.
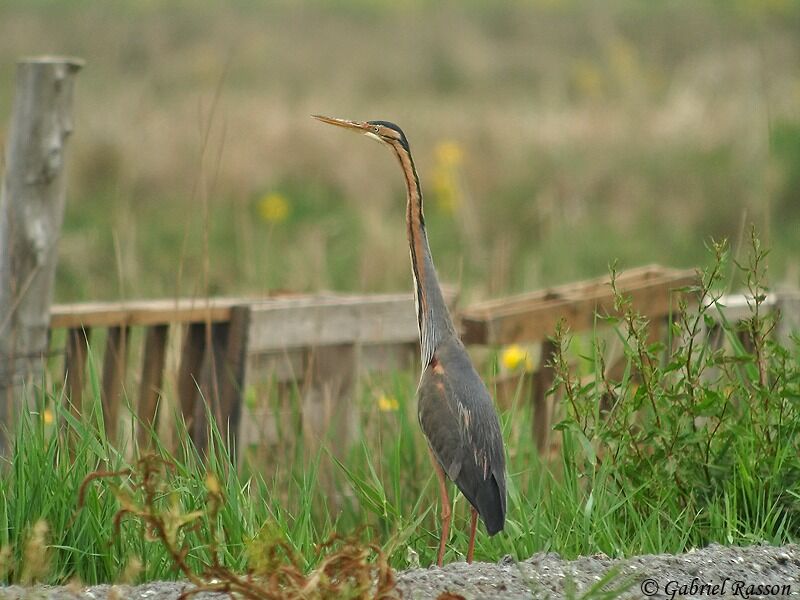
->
[312,115,409,151]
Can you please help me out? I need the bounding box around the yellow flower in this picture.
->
[501,345,534,372]
[43,409,54,425]
[431,141,464,215]
[431,168,458,214]
[257,192,290,224]
[377,394,399,412]
[205,473,221,495]
[435,141,463,167]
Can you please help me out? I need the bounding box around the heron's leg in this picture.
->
[466,506,478,563]
[427,447,451,567]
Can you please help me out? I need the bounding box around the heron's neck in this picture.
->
[392,146,456,365]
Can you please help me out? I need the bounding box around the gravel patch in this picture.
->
[2,543,798,599]
[396,543,800,599]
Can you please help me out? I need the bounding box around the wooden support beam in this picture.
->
[64,326,90,418]
[137,324,168,446]
[216,306,250,460]
[302,344,358,492]
[457,266,696,454]
[302,343,357,453]
[532,339,557,455]
[177,322,207,436]
[193,321,232,455]
[302,343,358,508]
[101,326,130,439]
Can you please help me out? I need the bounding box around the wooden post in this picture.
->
[303,342,358,509]
[193,321,230,454]
[216,305,250,460]
[0,57,82,449]
[137,324,169,446]
[101,325,130,439]
[532,339,557,455]
[63,326,91,417]
[177,322,207,435]
[303,343,358,455]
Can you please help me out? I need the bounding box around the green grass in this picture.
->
[0,241,798,585]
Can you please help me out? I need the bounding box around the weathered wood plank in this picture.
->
[193,322,231,454]
[359,342,417,373]
[462,265,677,314]
[247,349,305,383]
[532,339,557,454]
[64,326,90,417]
[50,297,241,329]
[216,306,250,459]
[247,293,439,352]
[461,268,696,345]
[101,326,130,438]
[302,343,357,450]
[137,324,169,446]
[302,343,358,509]
[177,322,207,434]
[49,291,440,333]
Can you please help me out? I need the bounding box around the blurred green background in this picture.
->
[1,0,798,304]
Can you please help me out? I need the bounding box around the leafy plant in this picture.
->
[551,231,800,547]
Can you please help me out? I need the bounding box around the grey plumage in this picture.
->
[418,335,507,534]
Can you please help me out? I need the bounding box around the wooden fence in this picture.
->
[42,266,714,455]
[45,269,800,461]
[51,297,248,449]
[48,292,455,454]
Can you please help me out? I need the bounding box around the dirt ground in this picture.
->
[2,543,798,599]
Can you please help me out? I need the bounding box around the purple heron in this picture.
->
[313,115,506,566]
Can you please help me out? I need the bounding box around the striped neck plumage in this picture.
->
[390,142,456,368]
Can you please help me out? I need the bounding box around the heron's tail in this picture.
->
[475,472,505,535]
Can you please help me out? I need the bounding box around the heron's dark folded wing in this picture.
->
[417,337,506,534]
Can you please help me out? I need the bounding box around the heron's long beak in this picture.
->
[312,114,371,133]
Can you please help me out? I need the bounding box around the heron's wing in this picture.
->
[417,336,506,533]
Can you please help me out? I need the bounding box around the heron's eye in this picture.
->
[373,126,380,133]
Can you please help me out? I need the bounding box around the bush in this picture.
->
[552,231,800,546]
